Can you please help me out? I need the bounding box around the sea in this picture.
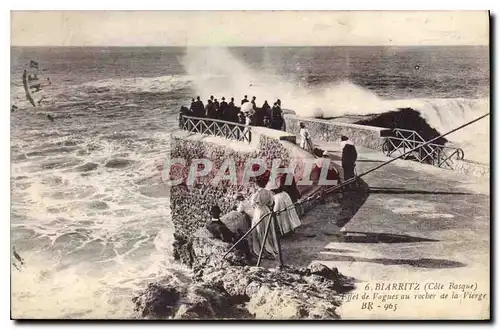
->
[10,46,490,318]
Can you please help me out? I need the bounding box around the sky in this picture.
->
[11,11,489,47]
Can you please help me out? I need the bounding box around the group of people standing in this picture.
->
[181,95,286,131]
[205,128,359,260]
[206,167,302,260]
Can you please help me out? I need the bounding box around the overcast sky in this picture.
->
[11,11,489,46]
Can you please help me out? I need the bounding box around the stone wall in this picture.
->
[284,115,390,150]
[453,159,490,178]
[170,133,293,238]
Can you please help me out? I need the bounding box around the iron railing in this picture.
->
[382,128,464,170]
[179,115,252,143]
[223,113,489,268]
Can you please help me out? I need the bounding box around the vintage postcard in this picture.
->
[10,10,490,320]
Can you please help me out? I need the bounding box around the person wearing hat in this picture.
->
[340,136,358,188]
[228,97,238,122]
[241,95,249,105]
[205,205,236,244]
[265,173,301,237]
[261,100,271,115]
[193,96,204,117]
[219,96,229,121]
[271,102,284,130]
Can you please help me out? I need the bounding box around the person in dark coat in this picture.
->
[261,100,271,117]
[194,96,205,117]
[271,102,284,130]
[206,99,216,118]
[205,205,236,243]
[228,97,237,122]
[219,97,229,121]
[340,136,358,187]
[213,99,221,119]
[241,95,249,105]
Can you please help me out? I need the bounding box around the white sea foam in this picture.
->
[181,47,489,163]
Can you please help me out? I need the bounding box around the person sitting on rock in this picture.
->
[206,205,236,244]
[228,193,252,234]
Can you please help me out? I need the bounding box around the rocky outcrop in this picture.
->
[136,227,354,320]
[133,262,353,320]
[197,263,352,320]
[144,130,355,320]
[132,276,252,320]
[354,108,448,145]
[173,227,251,271]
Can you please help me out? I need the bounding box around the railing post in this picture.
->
[256,213,274,267]
[271,212,284,267]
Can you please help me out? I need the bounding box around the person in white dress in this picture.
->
[249,172,279,258]
[299,122,313,152]
[266,174,301,236]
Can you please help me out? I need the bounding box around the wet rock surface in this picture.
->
[135,227,354,320]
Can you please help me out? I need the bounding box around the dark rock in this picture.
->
[132,277,252,320]
[75,162,99,172]
[175,282,252,319]
[132,279,184,319]
[177,228,251,272]
[104,158,134,168]
[172,233,195,268]
[355,107,448,145]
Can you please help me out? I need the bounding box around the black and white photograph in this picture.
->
[9,10,490,320]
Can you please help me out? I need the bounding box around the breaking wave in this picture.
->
[181,47,489,163]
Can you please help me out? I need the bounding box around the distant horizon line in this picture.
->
[10,44,489,48]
